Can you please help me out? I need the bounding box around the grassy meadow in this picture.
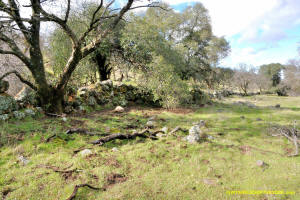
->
[0,95,299,200]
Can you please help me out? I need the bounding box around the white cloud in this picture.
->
[163,0,300,40]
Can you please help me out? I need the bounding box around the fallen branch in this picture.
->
[38,164,78,174]
[270,123,299,157]
[91,129,164,145]
[169,126,188,136]
[45,134,62,143]
[66,128,109,136]
[66,184,101,200]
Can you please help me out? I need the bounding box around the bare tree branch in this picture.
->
[0,70,37,90]
[35,1,79,47]
[0,32,31,67]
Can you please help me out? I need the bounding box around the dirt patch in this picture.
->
[69,119,85,127]
[104,156,121,168]
[239,145,252,154]
[104,173,127,190]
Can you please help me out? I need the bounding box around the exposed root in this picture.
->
[38,164,79,180]
[66,184,101,200]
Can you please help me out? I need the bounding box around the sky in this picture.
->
[163,0,300,68]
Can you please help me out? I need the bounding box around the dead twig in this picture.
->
[66,184,102,200]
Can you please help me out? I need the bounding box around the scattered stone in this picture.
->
[35,107,43,113]
[148,116,157,121]
[156,133,167,138]
[78,105,86,112]
[146,120,156,128]
[112,147,119,152]
[13,111,26,120]
[275,104,280,108]
[234,101,256,108]
[64,106,73,114]
[114,106,124,113]
[192,120,206,127]
[0,114,9,121]
[203,178,217,186]
[161,126,168,134]
[17,155,30,165]
[186,124,207,143]
[24,108,35,117]
[207,135,215,140]
[256,118,262,121]
[0,80,9,93]
[80,149,93,157]
[256,160,268,167]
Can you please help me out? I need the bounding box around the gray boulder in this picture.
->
[24,108,35,117]
[186,121,207,143]
[13,111,26,120]
[80,149,93,157]
[0,93,17,114]
[18,155,30,165]
[0,80,9,93]
[0,114,9,121]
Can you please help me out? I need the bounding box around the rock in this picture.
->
[80,149,93,157]
[64,106,73,114]
[0,93,17,114]
[114,106,124,113]
[240,116,245,119]
[0,80,9,93]
[148,116,157,121]
[35,107,43,113]
[14,86,37,106]
[99,80,113,90]
[13,111,26,120]
[256,160,269,168]
[146,120,156,128]
[18,155,30,165]
[256,118,262,121]
[157,133,167,138]
[203,178,217,186]
[62,117,68,122]
[186,124,207,143]
[0,114,9,121]
[24,109,35,117]
[112,147,119,152]
[234,101,256,108]
[87,96,97,107]
[78,105,86,112]
[193,120,205,127]
[275,104,280,108]
[207,135,215,140]
[161,126,168,134]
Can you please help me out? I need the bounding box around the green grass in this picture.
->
[0,95,300,200]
